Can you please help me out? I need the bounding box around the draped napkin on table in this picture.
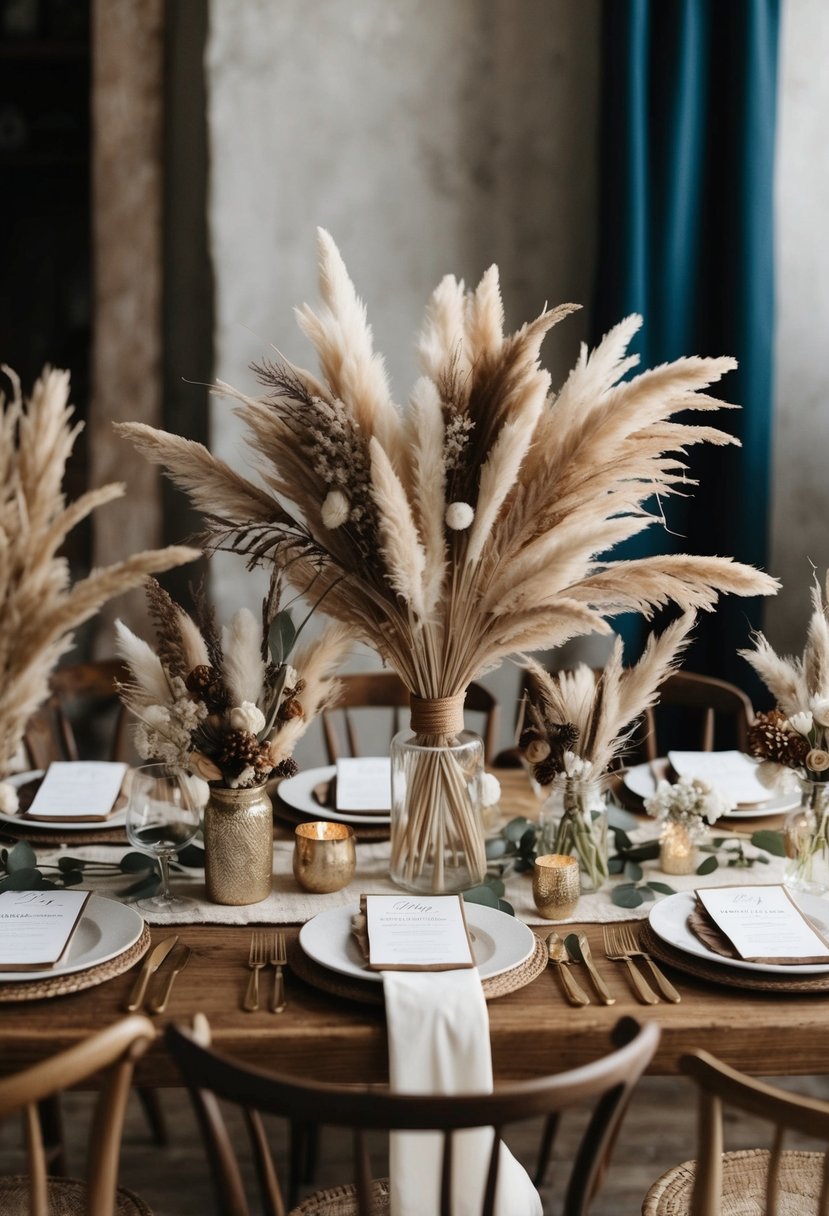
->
[382,968,542,1216]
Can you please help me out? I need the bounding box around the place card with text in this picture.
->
[335,757,391,813]
[695,884,829,964]
[364,893,475,971]
[26,761,129,822]
[0,888,91,970]
[668,750,770,805]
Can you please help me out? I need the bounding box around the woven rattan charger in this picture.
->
[0,923,151,1003]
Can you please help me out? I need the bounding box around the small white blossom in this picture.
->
[321,489,350,529]
[481,772,501,808]
[229,702,266,735]
[561,751,593,780]
[644,775,732,826]
[181,774,210,808]
[0,781,19,815]
[229,765,257,789]
[143,704,171,729]
[812,697,829,728]
[787,711,814,736]
[445,501,474,530]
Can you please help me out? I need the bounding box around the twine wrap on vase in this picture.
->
[389,691,486,894]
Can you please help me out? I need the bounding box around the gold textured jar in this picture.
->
[204,783,273,905]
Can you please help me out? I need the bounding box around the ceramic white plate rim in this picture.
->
[0,770,128,832]
[299,902,535,983]
[277,765,391,826]
[622,760,800,818]
[0,893,144,983]
[648,890,829,976]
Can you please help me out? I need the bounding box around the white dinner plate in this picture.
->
[277,765,391,826]
[0,894,144,983]
[622,760,800,818]
[648,890,829,976]
[299,902,535,983]
[0,771,129,832]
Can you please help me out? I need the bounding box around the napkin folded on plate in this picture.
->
[24,761,129,822]
[688,894,829,965]
[311,777,390,817]
[351,905,542,1215]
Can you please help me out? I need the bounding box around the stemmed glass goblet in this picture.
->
[125,763,201,913]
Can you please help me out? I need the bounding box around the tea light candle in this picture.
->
[293,821,357,893]
[532,853,580,920]
[659,821,698,876]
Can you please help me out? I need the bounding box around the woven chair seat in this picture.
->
[642,1148,825,1215]
[290,1178,391,1215]
[0,1176,153,1215]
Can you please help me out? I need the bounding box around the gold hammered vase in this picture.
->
[204,783,274,905]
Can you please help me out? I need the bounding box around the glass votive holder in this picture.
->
[293,821,356,893]
[659,820,699,876]
[532,853,580,920]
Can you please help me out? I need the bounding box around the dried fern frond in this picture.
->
[118,232,777,711]
[0,366,199,771]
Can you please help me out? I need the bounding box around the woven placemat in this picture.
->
[288,932,548,1005]
[0,923,151,1002]
[273,797,390,843]
[639,921,829,993]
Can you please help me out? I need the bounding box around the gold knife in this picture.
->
[148,943,191,1015]
[124,934,179,1012]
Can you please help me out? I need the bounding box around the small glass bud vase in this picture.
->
[784,779,829,896]
[538,774,609,892]
[659,819,703,875]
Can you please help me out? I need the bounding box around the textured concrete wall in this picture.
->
[205,0,600,749]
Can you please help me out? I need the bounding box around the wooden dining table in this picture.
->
[2,771,828,1086]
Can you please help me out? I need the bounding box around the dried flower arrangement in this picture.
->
[644,777,731,828]
[115,573,350,790]
[0,367,198,807]
[519,613,695,886]
[741,573,829,788]
[115,231,778,891]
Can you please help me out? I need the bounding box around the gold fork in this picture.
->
[270,932,287,1013]
[616,923,681,1003]
[243,931,268,1012]
[602,925,659,1005]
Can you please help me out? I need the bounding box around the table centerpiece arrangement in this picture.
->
[114,572,350,904]
[741,572,829,894]
[520,613,696,889]
[117,229,777,893]
[0,367,198,814]
[644,774,732,875]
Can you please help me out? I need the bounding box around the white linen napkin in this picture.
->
[382,969,542,1216]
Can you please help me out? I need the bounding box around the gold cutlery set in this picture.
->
[243,931,288,1014]
[124,935,191,1014]
[546,925,681,1005]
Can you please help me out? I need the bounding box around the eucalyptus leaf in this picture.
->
[497,899,515,916]
[751,829,786,857]
[61,869,85,886]
[177,843,205,868]
[0,868,44,891]
[121,873,162,900]
[613,828,633,851]
[611,886,644,909]
[696,855,719,876]
[624,860,643,882]
[519,827,538,854]
[269,611,296,666]
[504,817,533,843]
[120,852,158,875]
[638,886,655,901]
[484,875,506,898]
[58,856,89,872]
[6,841,37,873]
[462,884,499,908]
[608,857,624,874]
[607,805,640,831]
[646,881,676,895]
[485,838,509,860]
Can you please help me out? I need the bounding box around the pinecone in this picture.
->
[747,709,810,767]
[272,756,298,779]
[185,664,228,712]
[533,755,565,788]
[277,697,304,723]
[217,728,260,770]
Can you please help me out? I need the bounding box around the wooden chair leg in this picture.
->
[288,1121,320,1206]
[37,1096,66,1175]
[136,1087,168,1146]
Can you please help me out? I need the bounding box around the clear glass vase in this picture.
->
[659,818,706,875]
[784,779,829,896]
[538,774,609,892]
[389,729,486,894]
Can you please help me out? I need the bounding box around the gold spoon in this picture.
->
[546,933,590,1006]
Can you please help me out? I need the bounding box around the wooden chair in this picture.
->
[24,659,133,771]
[642,1049,829,1215]
[166,1014,659,1216]
[635,671,755,762]
[0,1014,155,1216]
[321,672,500,765]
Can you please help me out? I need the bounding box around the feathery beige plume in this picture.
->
[221,607,266,705]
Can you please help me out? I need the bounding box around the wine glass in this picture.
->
[125,763,201,913]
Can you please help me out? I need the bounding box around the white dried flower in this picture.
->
[787,711,814,736]
[229,765,257,789]
[321,489,350,529]
[812,697,829,728]
[445,501,474,530]
[143,704,171,729]
[284,665,299,687]
[562,751,593,780]
[229,701,266,735]
[525,738,551,764]
[188,750,223,782]
[181,773,210,808]
[0,781,19,815]
[481,772,501,808]
[806,748,829,774]
[644,775,732,826]
[756,759,798,792]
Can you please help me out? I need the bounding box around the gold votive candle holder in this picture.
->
[659,821,699,876]
[293,821,357,893]
[532,853,580,920]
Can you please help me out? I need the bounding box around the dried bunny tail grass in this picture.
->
[418,274,469,384]
[739,631,807,717]
[369,437,426,618]
[221,607,266,706]
[176,608,211,673]
[115,422,286,529]
[114,618,173,706]
[406,377,446,615]
[567,554,779,617]
[295,228,403,461]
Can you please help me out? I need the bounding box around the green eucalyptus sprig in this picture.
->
[608,829,676,908]
[694,829,785,876]
[0,840,204,901]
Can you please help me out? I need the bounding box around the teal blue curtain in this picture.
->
[592,0,781,692]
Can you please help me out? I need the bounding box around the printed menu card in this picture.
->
[335,757,391,812]
[0,888,91,970]
[364,893,475,971]
[26,761,128,821]
[695,885,829,964]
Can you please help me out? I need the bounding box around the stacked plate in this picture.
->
[623,756,800,819]
[0,895,145,987]
[276,765,391,829]
[0,770,128,834]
